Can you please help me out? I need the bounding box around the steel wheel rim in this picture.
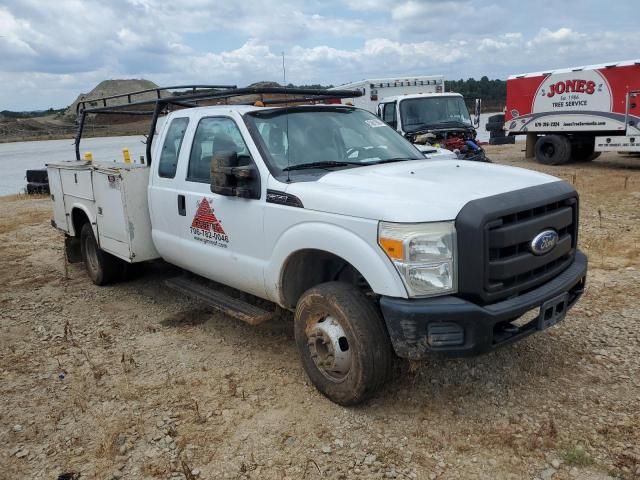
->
[306,315,352,382]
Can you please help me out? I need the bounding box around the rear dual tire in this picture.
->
[535,135,601,165]
[535,134,572,165]
[80,223,122,285]
[571,137,601,163]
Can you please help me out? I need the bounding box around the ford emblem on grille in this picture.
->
[530,230,559,255]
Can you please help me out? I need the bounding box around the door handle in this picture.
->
[177,195,186,216]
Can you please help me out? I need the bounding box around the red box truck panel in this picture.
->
[506,60,640,134]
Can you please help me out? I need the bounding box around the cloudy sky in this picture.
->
[0,0,636,110]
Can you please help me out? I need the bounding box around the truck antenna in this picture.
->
[282,51,287,86]
[283,51,291,182]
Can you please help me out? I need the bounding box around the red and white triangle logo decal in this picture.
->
[191,198,226,235]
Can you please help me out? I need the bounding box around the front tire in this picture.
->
[535,134,572,165]
[80,223,121,286]
[294,282,393,406]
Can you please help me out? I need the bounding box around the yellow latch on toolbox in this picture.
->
[84,152,93,162]
[122,148,131,164]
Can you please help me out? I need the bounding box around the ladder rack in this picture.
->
[74,85,362,163]
[75,84,237,114]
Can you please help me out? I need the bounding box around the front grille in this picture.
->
[455,181,580,305]
[485,198,577,299]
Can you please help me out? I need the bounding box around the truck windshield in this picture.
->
[400,96,471,132]
[244,107,423,174]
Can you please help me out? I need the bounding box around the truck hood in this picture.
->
[285,160,560,222]
[414,144,458,160]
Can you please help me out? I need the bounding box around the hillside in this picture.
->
[0,79,286,142]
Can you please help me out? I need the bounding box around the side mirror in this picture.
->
[474,98,482,128]
[210,152,260,199]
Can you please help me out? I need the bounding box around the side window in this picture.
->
[383,103,397,130]
[158,117,189,179]
[187,117,249,183]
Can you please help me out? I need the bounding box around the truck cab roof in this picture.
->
[164,103,354,118]
[166,104,265,117]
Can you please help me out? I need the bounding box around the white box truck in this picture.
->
[331,75,445,112]
[48,85,587,405]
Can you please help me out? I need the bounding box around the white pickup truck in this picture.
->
[48,86,587,405]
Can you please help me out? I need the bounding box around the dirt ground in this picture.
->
[1,145,639,480]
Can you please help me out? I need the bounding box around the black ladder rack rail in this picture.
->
[74,84,237,162]
[74,84,238,114]
[74,85,363,163]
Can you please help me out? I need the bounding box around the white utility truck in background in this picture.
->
[331,75,445,112]
[331,76,487,162]
[505,59,640,165]
[48,86,587,405]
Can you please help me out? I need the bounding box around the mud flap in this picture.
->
[64,235,82,263]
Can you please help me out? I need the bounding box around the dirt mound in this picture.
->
[248,81,281,88]
[65,79,164,117]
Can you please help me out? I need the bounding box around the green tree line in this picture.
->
[446,77,506,111]
[1,107,65,118]
[286,78,507,111]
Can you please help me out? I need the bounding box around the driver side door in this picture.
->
[381,102,398,131]
[178,114,267,298]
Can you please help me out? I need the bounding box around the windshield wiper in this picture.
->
[282,161,362,172]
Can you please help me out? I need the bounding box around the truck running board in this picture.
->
[165,276,274,325]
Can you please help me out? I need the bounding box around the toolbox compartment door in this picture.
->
[59,168,94,200]
[47,167,69,232]
[93,166,159,263]
[94,171,131,260]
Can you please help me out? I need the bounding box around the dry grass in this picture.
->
[0,195,51,235]
[96,423,129,460]
[562,446,595,467]
[0,192,50,201]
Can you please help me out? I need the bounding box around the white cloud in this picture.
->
[0,0,637,110]
[391,1,470,20]
[341,0,389,10]
[527,27,584,47]
[477,38,510,52]
[0,7,40,57]
[189,41,281,79]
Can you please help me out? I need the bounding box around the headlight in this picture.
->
[378,221,457,297]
